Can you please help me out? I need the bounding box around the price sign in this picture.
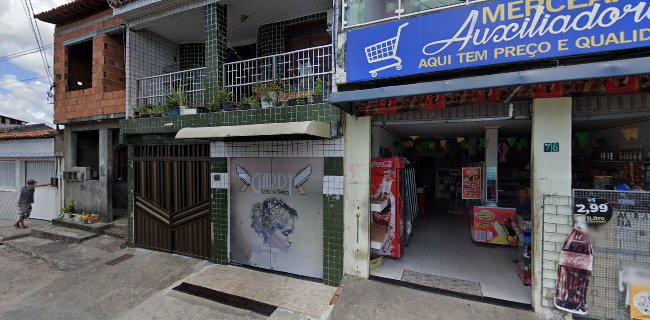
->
[574,198,612,225]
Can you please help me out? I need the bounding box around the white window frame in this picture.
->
[0,160,18,191]
[24,160,56,186]
[341,0,490,30]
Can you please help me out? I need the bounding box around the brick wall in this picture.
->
[539,194,574,317]
[52,9,126,123]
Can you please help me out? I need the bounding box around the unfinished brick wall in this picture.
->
[52,9,125,123]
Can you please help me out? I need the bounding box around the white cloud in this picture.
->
[0,0,70,125]
[0,0,69,75]
[0,75,52,126]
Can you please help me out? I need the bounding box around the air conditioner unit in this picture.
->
[63,167,90,181]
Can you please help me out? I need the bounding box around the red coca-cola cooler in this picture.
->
[370,158,405,259]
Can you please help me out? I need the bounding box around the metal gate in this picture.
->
[571,189,650,320]
[133,145,211,259]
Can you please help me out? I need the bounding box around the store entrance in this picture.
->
[369,119,533,304]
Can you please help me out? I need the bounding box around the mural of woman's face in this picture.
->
[270,207,296,253]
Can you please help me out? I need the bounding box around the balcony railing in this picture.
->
[224,44,333,103]
[134,45,333,111]
[136,67,206,108]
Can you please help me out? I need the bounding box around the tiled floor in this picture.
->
[370,208,532,304]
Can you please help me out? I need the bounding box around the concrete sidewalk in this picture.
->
[0,248,212,320]
[0,218,48,243]
[329,276,540,320]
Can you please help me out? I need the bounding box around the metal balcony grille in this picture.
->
[223,44,333,103]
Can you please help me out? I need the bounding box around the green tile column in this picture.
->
[127,145,134,247]
[205,3,227,101]
[323,157,344,286]
[211,157,229,264]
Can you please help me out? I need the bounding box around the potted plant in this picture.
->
[295,91,309,106]
[284,92,298,106]
[241,96,260,110]
[152,104,170,117]
[255,80,282,109]
[312,78,324,103]
[208,88,233,112]
[163,89,188,115]
[61,200,76,220]
[133,104,156,118]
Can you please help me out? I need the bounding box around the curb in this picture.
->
[1,240,77,272]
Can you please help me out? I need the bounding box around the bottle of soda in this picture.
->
[554,215,593,315]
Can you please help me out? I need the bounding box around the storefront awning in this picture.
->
[175,121,331,140]
[330,57,650,114]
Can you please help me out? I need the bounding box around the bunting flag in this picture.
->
[516,138,528,151]
[478,138,487,150]
[403,141,414,149]
[498,143,510,162]
[621,128,639,142]
[456,137,466,143]
[416,145,424,152]
[460,140,469,150]
[440,140,448,151]
[506,137,517,148]
[429,141,436,150]
[574,132,590,148]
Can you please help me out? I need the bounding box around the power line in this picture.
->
[0,76,49,87]
[21,0,53,86]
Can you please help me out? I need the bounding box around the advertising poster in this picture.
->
[631,285,650,319]
[462,167,482,200]
[472,206,517,246]
[230,158,323,279]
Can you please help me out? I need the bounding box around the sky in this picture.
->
[0,0,70,126]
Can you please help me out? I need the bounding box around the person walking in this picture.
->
[14,179,50,229]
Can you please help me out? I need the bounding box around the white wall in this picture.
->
[343,115,371,277]
[371,126,401,158]
[531,97,573,319]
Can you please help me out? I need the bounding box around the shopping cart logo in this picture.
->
[364,23,409,78]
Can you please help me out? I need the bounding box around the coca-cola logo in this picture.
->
[372,160,394,168]
[560,252,593,271]
[464,169,479,176]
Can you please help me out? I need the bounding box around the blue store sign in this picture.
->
[346,0,650,83]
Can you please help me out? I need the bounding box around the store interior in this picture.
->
[369,119,533,304]
[572,117,650,191]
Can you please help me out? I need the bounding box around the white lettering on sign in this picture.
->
[560,251,594,271]
[422,3,650,56]
[371,160,394,168]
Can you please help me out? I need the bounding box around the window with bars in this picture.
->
[0,161,17,189]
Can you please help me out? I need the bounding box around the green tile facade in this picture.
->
[257,12,328,57]
[121,104,341,136]
[127,145,134,247]
[204,3,227,100]
[323,157,344,286]
[179,43,205,70]
[211,158,228,265]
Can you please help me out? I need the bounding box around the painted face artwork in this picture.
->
[250,198,298,253]
[270,208,296,253]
